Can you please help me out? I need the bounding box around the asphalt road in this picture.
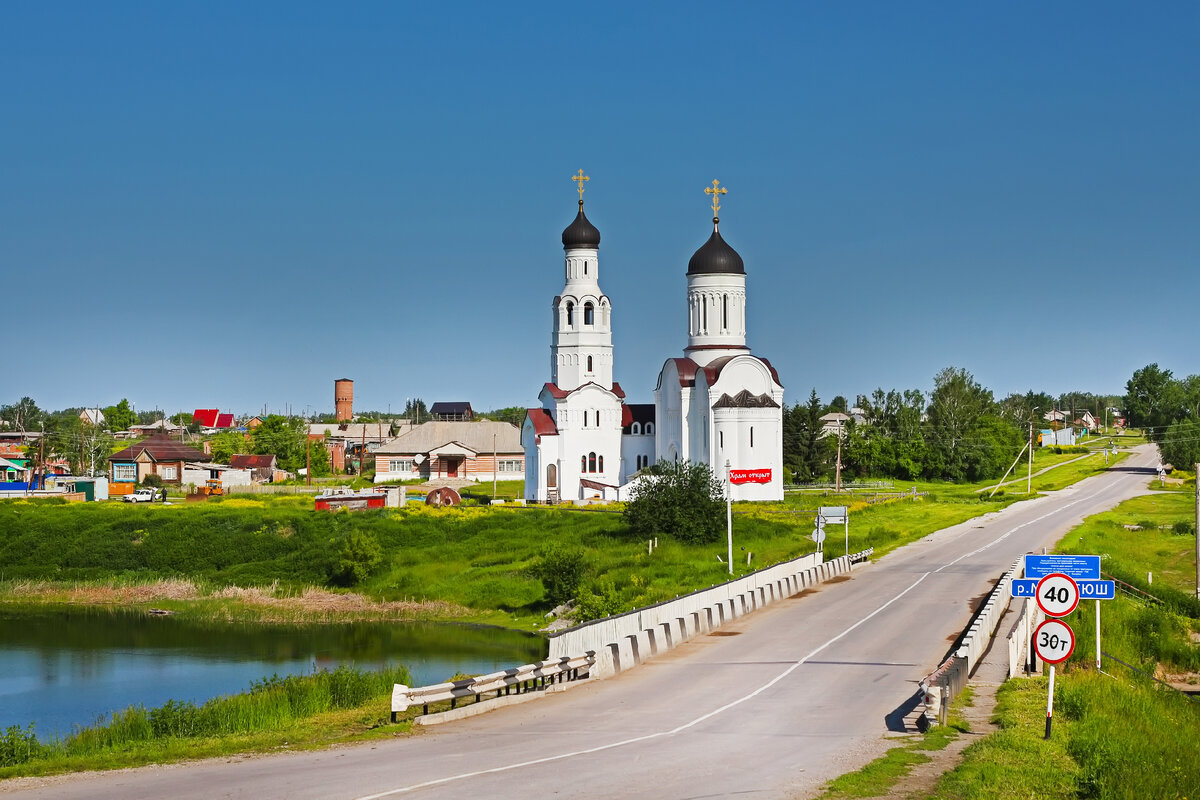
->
[1,445,1159,800]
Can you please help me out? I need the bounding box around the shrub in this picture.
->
[141,473,164,488]
[624,459,725,544]
[529,544,588,606]
[328,530,382,586]
[0,723,43,767]
[1171,520,1194,535]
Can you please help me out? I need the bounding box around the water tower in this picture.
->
[335,378,354,422]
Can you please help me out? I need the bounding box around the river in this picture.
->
[0,607,546,740]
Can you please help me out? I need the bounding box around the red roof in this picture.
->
[542,383,569,399]
[215,413,234,428]
[230,454,276,469]
[526,408,558,441]
[193,409,219,427]
[611,382,626,399]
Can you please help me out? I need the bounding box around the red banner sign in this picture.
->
[729,468,772,485]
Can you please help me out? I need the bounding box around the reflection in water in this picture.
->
[0,607,545,740]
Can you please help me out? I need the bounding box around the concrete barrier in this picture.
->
[548,549,873,677]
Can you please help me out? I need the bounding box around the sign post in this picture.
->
[811,515,826,555]
[725,460,733,575]
[819,506,849,556]
[1034,572,1079,740]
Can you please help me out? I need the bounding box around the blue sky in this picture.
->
[4,2,1197,418]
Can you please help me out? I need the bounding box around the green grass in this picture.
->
[0,665,412,778]
[0,446,1138,629]
[924,488,1200,800]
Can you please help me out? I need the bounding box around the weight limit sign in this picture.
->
[1033,618,1076,664]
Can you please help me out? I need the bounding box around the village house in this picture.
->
[108,433,211,495]
[373,420,523,484]
[230,453,281,483]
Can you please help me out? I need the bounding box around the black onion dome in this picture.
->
[561,202,601,249]
[687,220,744,275]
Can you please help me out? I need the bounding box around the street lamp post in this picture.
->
[1028,407,1038,494]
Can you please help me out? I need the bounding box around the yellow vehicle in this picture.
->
[203,479,224,497]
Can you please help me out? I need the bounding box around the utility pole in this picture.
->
[835,417,844,493]
[306,438,312,486]
[1195,462,1199,599]
[1028,407,1037,494]
[492,432,498,500]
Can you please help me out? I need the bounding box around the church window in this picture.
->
[719,431,723,449]
[722,294,728,329]
[750,427,755,447]
[587,355,593,372]
[588,452,597,472]
[583,410,589,427]
[566,302,574,327]
[701,299,707,331]
[581,455,587,472]
[631,422,640,434]
[598,455,604,472]
[584,302,594,325]
[584,260,588,275]
[646,422,654,434]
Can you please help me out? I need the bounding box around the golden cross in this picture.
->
[572,169,589,202]
[705,179,727,218]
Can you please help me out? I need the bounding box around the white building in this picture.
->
[654,185,784,501]
[523,182,654,502]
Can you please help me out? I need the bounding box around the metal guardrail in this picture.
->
[391,652,596,719]
[919,558,1021,726]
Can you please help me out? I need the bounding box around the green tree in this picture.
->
[1158,420,1200,471]
[328,530,382,587]
[0,397,42,434]
[102,399,137,433]
[250,415,307,472]
[479,407,528,427]
[403,398,428,422]
[926,366,995,481]
[1124,363,1185,442]
[624,459,725,544]
[208,431,247,463]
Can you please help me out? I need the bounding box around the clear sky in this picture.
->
[4,2,1197,418]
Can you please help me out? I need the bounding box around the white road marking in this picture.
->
[351,572,931,799]
[354,460,1149,799]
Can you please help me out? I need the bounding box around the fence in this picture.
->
[919,558,1020,725]
[391,653,596,720]
[549,549,874,678]
[1005,597,1044,679]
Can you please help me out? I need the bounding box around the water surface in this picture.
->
[0,607,546,739]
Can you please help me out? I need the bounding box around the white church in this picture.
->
[522,174,783,503]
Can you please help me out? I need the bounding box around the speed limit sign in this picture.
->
[1033,618,1076,664]
[1035,573,1079,617]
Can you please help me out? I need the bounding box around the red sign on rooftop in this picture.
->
[729,468,772,485]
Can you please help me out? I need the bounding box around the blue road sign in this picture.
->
[1012,578,1038,597]
[1078,579,1115,600]
[1011,577,1113,600]
[1025,554,1100,580]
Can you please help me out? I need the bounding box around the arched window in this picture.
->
[701,299,707,331]
[584,302,594,325]
[646,422,654,435]
[581,455,587,472]
[566,302,574,326]
[583,410,588,427]
[631,422,641,435]
[722,294,728,329]
[750,426,755,447]
[598,455,604,472]
[587,355,593,372]
[588,452,597,473]
[584,260,588,276]
[719,431,724,449]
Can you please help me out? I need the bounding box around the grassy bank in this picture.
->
[922,489,1200,799]
[0,665,412,778]
[0,449,1133,628]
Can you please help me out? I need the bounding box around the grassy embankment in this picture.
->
[0,446,1130,630]
[820,486,1200,799]
[0,665,413,778]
